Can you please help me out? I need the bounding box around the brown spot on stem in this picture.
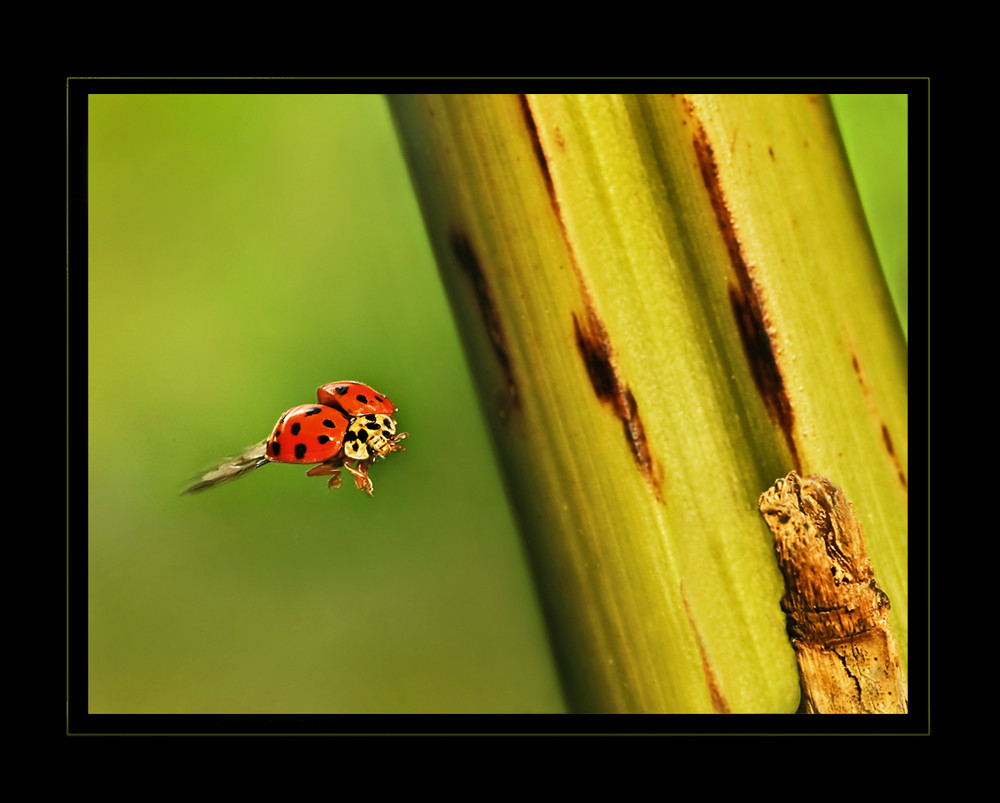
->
[518,94,556,205]
[849,344,907,491]
[681,583,731,713]
[881,423,907,490]
[573,306,662,499]
[450,229,519,413]
[689,109,799,470]
[881,424,895,456]
[553,125,565,151]
[728,285,799,470]
[523,94,660,497]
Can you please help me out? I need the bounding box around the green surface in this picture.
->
[85,91,907,715]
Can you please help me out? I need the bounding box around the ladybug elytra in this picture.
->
[265,404,350,464]
[316,381,397,417]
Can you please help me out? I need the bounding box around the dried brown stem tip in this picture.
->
[758,472,907,714]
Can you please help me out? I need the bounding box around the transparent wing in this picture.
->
[183,440,269,494]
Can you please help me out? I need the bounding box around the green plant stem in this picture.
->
[390,94,907,713]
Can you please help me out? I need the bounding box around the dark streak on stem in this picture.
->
[687,103,799,470]
[449,229,520,414]
[681,582,731,713]
[881,423,907,490]
[573,307,662,500]
[850,345,907,491]
[517,94,556,205]
[519,95,663,498]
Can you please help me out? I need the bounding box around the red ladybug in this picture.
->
[184,385,407,496]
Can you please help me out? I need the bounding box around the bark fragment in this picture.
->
[758,471,907,714]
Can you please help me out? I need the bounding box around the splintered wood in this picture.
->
[758,471,907,714]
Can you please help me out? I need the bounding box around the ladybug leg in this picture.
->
[306,462,343,490]
[343,460,374,496]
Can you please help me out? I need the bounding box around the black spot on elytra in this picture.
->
[304,407,322,416]
[322,418,339,429]
[291,422,301,435]
[318,435,330,445]
[294,443,307,460]
[270,441,281,457]
[355,394,369,405]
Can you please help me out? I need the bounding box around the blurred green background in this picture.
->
[86,92,908,714]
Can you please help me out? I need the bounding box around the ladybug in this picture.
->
[184,386,407,496]
[316,380,397,417]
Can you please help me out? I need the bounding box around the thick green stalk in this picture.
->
[389,94,907,713]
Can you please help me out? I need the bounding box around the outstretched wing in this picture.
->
[183,440,270,494]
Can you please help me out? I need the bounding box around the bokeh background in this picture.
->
[84,92,907,715]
